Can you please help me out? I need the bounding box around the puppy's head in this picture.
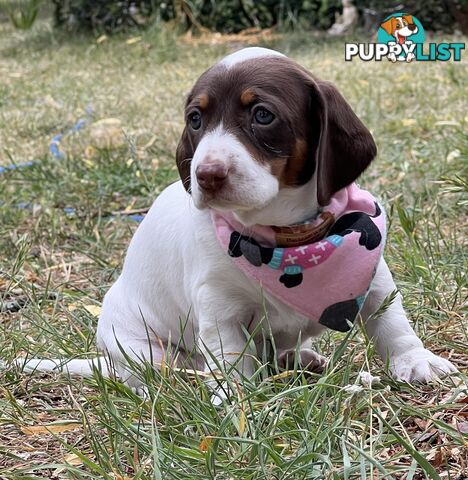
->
[381,15,418,40]
[176,47,376,225]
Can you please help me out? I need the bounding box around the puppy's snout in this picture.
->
[408,23,417,31]
[196,162,229,192]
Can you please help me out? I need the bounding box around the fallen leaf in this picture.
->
[239,409,246,436]
[53,452,85,476]
[21,423,81,435]
[84,305,101,317]
[199,436,213,452]
[126,36,142,45]
[446,150,460,162]
[413,418,429,430]
[68,302,78,312]
[96,35,108,44]
[84,145,96,158]
[401,118,417,127]
[434,120,460,127]
[63,453,83,465]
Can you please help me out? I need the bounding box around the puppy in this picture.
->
[19,47,456,391]
[380,15,419,62]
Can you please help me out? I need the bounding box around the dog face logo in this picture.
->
[377,13,424,63]
[380,15,418,45]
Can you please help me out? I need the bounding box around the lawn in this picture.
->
[0,13,467,480]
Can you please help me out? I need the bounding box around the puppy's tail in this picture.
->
[13,357,111,378]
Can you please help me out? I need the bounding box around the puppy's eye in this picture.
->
[188,110,202,130]
[254,107,275,126]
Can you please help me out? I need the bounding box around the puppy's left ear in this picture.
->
[176,127,194,193]
[311,80,377,206]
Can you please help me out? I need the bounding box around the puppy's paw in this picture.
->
[278,348,327,373]
[208,381,230,406]
[390,348,458,383]
[129,384,149,397]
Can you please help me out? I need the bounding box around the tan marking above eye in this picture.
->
[240,89,256,106]
[196,93,209,109]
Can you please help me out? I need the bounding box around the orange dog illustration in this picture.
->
[380,15,419,62]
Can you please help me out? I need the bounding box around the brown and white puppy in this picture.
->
[18,48,457,394]
[380,15,419,62]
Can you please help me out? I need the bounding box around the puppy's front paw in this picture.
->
[278,348,327,373]
[390,348,458,383]
[209,381,230,406]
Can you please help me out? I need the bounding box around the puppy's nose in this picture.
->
[408,23,417,31]
[196,162,228,191]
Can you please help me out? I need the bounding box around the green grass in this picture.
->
[0,15,467,480]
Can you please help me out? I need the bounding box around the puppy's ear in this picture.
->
[403,15,413,24]
[380,17,396,35]
[176,127,194,193]
[311,80,377,206]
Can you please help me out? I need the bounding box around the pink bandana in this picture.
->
[212,183,386,332]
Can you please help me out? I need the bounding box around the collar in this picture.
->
[271,211,335,247]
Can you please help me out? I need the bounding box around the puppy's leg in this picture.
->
[101,333,172,394]
[196,285,256,404]
[362,258,458,383]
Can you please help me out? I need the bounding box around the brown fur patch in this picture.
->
[281,138,308,186]
[240,89,256,106]
[196,93,209,109]
[270,158,287,181]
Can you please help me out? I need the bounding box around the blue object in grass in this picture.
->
[1,110,92,173]
[0,161,34,173]
[49,117,88,159]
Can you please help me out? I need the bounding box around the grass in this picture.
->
[0,12,467,480]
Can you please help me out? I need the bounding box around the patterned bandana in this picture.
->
[212,183,386,332]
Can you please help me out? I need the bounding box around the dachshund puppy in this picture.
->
[20,48,457,391]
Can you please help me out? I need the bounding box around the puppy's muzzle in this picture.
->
[196,161,229,192]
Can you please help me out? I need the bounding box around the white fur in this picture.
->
[219,47,284,69]
[191,123,279,215]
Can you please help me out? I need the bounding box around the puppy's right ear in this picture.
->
[176,127,194,193]
[380,17,396,35]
